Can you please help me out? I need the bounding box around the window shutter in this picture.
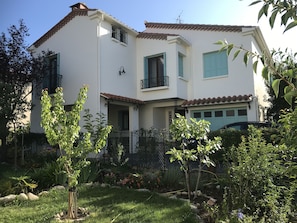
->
[143,57,148,88]
[163,53,166,76]
[43,57,50,89]
[56,53,61,86]
[178,53,184,77]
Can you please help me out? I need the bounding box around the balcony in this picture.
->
[141,76,169,89]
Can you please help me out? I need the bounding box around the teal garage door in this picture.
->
[192,107,248,130]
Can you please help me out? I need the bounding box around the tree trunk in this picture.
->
[14,135,18,170]
[0,136,8,162]
[194,160,202,199]
[184,162,191,200]
[68,187,78,219]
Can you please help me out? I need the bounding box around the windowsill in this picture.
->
[112,37,127,46]
[203,74,228,80]
[112,38,119,43]
[141,86,169,92]
[120,42,127,47]
[178,76,188,82]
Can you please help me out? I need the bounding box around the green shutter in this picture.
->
[43,57,50,89]
[56,53,60,86]
[143,57,148,88]
[203,50,228,78]
[178,53,184,77]
[163,53,166,77]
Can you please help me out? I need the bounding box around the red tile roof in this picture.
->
[145,22,255,32]
[137,32,179,40]
[182,94,253,107]
[33,9,95,48]
[101,93,145,105]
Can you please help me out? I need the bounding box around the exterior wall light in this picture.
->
[119,66,125,75]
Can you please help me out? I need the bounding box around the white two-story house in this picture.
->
[30,3,270,152]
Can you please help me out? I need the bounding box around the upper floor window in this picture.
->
[43,53,62,94]
[203,50,228,78]
[178,53,184,77]
[142,53,168,89]
[111,25,127,44]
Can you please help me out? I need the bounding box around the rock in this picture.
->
[169,195,177,199]
[18,193,28,200]
[51,185,65,191]
[38,191,49,196]
[136,188,150,192]
[27,192,39,200]
[207,197,217,206]
[0,194,17,203]
[181,191,188,196]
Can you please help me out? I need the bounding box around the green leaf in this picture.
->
[284,85,293,94]
[281,12,291,26]
[233,49,241,61]
[284,69,294,78]
[249,0,261,6]
[243,52,249,65]
[272,79,281,98]
[214,40,225,45]
[284,20,297,33]
[284,93,293,105]
[269,10,278,28]
[227,44,233,55]
[258,3,269,21]
[262,66,269,80]
[253,60,258,73]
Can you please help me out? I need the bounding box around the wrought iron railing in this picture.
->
[141,75,169,89]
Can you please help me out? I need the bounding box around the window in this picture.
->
[203,50,228,78]
[43,53,61,94]
[204,111,212,118]
[119,110,129,130]
[178,53,184,77]
[111,25,127,44]
[193,112,201,118]
[215,111,223,117]
[142,53,168,89]
[238,109,247,116]
[226,110,235,116]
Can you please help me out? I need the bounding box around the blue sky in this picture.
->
[0,0,296,51]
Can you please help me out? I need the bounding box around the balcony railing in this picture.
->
[141,76,169,89]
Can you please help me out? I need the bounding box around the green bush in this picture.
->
[160,166,184,190]
[220,126,295,222]
[0,179,13,196]
[31,161,66,190]
[209,127,278,164]
[78,160,101,183]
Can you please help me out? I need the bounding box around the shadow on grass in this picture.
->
[0,185,197,223]
[78,185,197,223]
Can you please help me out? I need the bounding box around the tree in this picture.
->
[166,114,221,200]
[0,19,47,162]
[216,0,297,108]
[266,79,291,121]
[41,86,112,220]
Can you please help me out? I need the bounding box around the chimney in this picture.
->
[70,3,88,11]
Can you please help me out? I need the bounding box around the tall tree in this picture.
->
[217,1,297,108]
[41,86,112,220]
[0,19,47,161]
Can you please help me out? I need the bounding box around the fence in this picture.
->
[108,129,174,170]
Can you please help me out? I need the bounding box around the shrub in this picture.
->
[221,126,295,222]
[31,161,66,190]
[160,166,184,190]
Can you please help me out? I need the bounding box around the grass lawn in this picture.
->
[0,184,198,223]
